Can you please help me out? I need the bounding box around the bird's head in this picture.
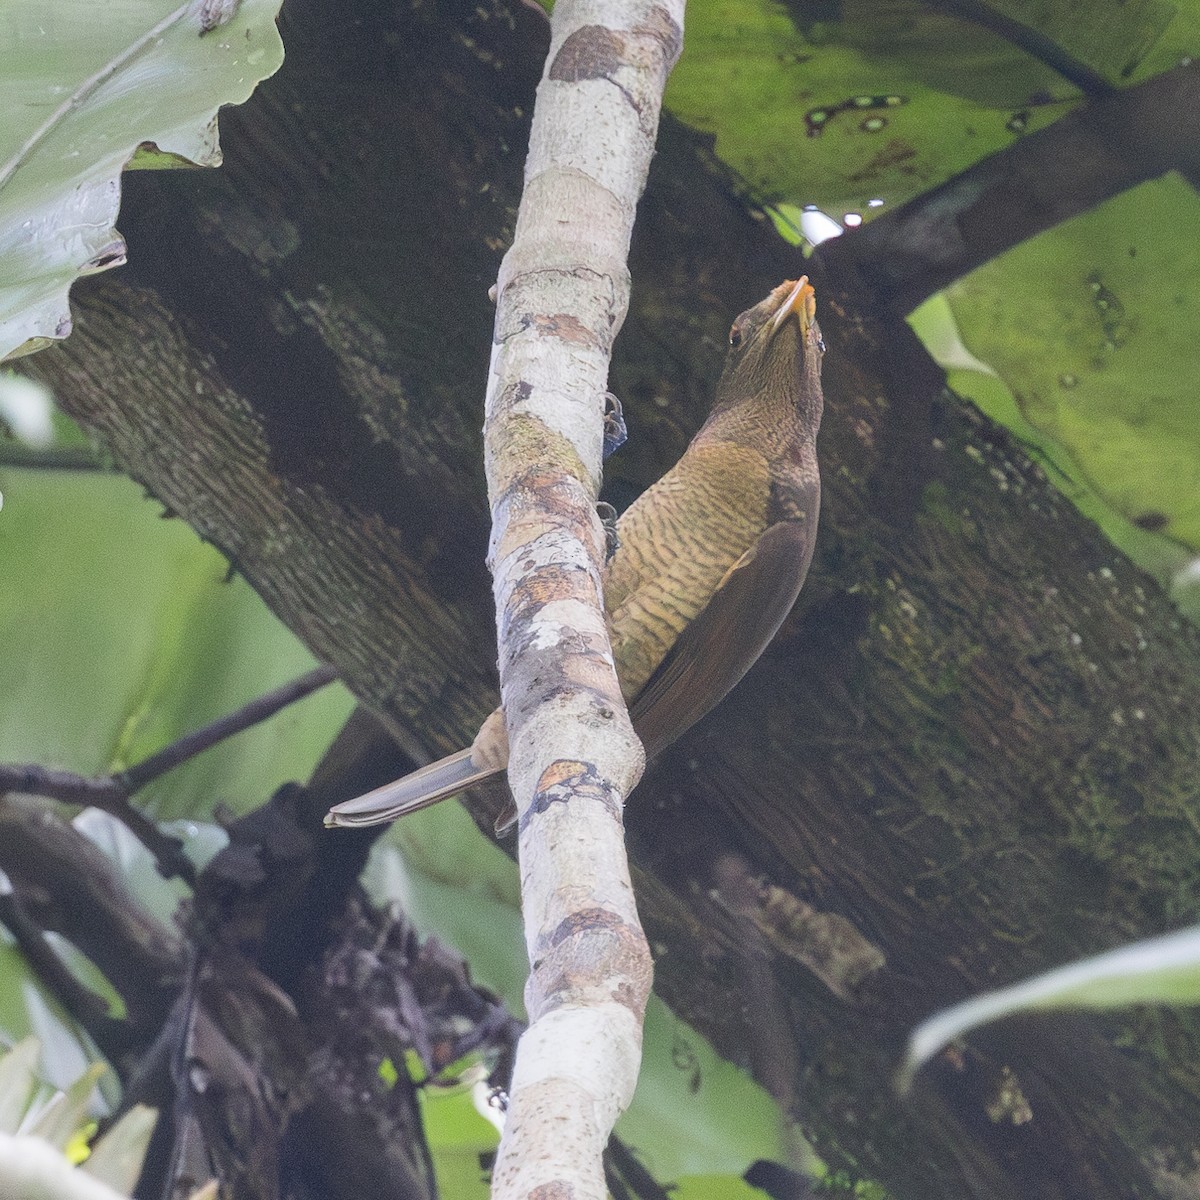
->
[714,277,824,426]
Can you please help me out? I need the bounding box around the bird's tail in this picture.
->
[324,749,501,828]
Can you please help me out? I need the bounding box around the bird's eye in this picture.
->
[729,326,744,348]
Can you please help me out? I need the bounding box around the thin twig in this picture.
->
[0,443,110,470]
[0,664,339,883]
[119,663,338,791]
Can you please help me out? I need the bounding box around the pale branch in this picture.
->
[484,0,682,1195]
[0,664,338,882]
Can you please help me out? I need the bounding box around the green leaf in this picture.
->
[945,174,1200,552]
[0,1037,42,1135]
[0,468,353,822]
[666,0,1076,219]
[28,1062,108,1150]
[908,293,1195,596]
[902,923,1200,1090]
[0,0,285,361]
[618,998,788,1179]
[673,1175,770,1200]
[0,952,96,1100]
[0,465,349,1152]
[0,1135,133,1200]
[665,0,1198,225]
[420,1087,497,1200]
[81,1104,157,1193]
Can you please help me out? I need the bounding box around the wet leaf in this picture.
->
[902,923,1200,1090]
[0,0,284,361]
[946,175,1200,551]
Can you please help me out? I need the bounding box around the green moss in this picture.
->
[1061,783,1133,863]
[495,412,591,490]
[919,481,965,538]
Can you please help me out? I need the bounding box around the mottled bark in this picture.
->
[481,0,680,1195]
[22,0,1200,1196]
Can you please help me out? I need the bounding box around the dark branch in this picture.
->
[0,887,134,1062]
[120,663,338,791]
[816,59,1200,315]
[931,0,1111,97]
[0,799,183,1031]
[0,442,110,470]
[0,763,193,883]
[0,664,338,883]
[604,1135,674,1200]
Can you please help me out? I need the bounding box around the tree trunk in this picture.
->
[24,0,1200,1196]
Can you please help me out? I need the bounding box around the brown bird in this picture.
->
[326,277,825,832]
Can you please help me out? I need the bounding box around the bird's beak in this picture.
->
[771,276,816,337]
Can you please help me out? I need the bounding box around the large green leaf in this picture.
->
[0,467,352,819]
[0,463,351,1112]
[667,0,1195,222]
[945,174,1200,551]
[417,1087,496,1200]
[0,0,284,362]
[908,293,1198,615]
[668,1,1053,220]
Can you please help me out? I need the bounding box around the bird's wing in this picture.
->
[629,517,817,759]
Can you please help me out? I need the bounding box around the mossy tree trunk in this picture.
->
[24,0,1200,1196]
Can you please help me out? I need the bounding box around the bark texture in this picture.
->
[481,0,680,1194]
[21,0,1200,1196]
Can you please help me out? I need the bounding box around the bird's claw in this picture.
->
[602,392,627,459]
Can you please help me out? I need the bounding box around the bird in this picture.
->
[326,277,825,833]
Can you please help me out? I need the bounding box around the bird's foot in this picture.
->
[602,392,627,458]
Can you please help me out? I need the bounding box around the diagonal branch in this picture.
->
[0,664,338,883]
[119,663,337,791]
[0,886,135,1061]
[930,0,1111,97]
[817,59,1200,315]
